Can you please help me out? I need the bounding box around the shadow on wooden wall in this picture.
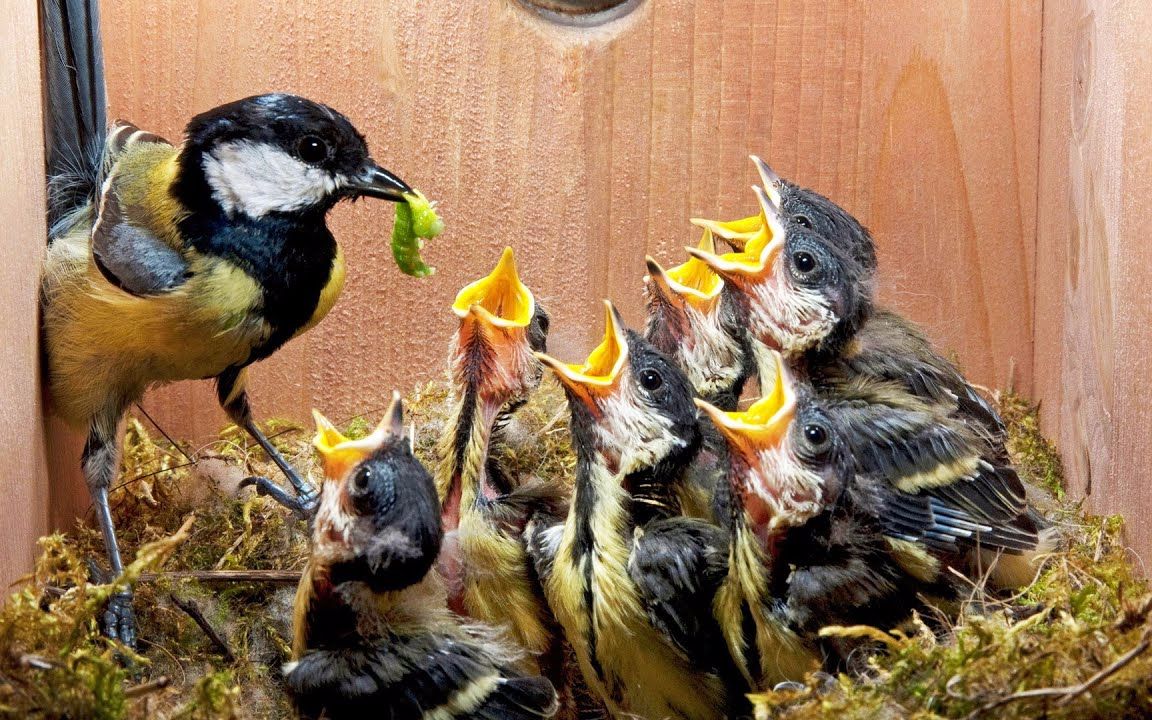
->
[25,0,1151,582]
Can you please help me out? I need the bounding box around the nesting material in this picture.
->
[0,385,1146,719]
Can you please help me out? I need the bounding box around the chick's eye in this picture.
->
[792,251,817,274]
[352,466,372,493]
[803,423,828,447]
[639,368,664,392]
[296,135,330,164]
[793,214,813,229]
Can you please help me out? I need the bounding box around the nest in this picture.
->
[0,384,1147,719]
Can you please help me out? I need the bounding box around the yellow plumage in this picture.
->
[713,526,817,690]
[546,464,727,720]
[41,141,345,426]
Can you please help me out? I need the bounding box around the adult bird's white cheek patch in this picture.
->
[203,141,340,218]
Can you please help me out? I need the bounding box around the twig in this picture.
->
[169,594,236,662]
[124,675,171,698]
[968,625,1152,717]
[1055,625,1152,706]
[139,570,301,584]
[16,654,56,670]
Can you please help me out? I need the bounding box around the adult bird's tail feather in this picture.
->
[39,0,107,238]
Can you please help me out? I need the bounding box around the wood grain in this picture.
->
[43,0,1042,542]
[1,0,51,585]
[1035,0,1152,562]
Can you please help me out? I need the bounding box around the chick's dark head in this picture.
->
[311,393,441,593]
[697,350,844,533]
[449,247,548,406]
[177,93,412,218]
[749,156,876,272]
[536,301,699,476]
[689,184,874,358]
[644,230,750,409]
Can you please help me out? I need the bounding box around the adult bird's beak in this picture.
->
[645,230,725,311]
[694,350,796,461]
[345,161,414,201]
[687,186,786,282]
[312,391,405,482]
[534,300,628,412]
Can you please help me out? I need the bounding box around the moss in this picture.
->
[3,383,1148,719]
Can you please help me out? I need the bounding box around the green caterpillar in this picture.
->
[392,190,444,277]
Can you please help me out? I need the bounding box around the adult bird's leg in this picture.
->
[84,404,137,648]
[216,367,318,518]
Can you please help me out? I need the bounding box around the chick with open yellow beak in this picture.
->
[644,229,756,411]
[694,352,824,690]
[287,394,559,720]
[527,301,744,720]
[433,247,564,680]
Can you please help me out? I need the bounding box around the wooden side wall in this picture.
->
[1,0,51,585]
[1035,1,1152,558]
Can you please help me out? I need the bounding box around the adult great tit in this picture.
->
[286,395,558,720]
[41,1,416,647]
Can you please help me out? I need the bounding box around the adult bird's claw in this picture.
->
[241,476,319,520]
[103,591,137,650]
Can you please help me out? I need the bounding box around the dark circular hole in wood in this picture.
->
[521,0,631,16]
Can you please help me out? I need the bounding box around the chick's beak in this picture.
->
[452,247,535,328]
[345,161,414,201]
[312,392,405,482]
[749,154,783,207]
[694,350,795,460]
[687,186,786,281]
[534,300,628,411]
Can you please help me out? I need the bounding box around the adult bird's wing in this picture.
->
[90,136,190,297]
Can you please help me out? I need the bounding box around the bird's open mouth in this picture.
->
[646,230,724,308]
[534,301,628,397]
[452,247,535,328]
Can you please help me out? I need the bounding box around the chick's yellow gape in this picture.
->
[41,91,418,649]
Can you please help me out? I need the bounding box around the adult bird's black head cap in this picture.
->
[311,392,441,593]
[177,93,413,218]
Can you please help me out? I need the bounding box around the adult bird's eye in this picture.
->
[792,251,817,274]
[639,368,664,392]
[803,423,828,447]
[296,135,330,164]
[793,214,813,229]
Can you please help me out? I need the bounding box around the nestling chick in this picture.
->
[286,393,559,720]
[434,248,562,668]
[644,229,755,411]
[526,302,741,720]
[698,352,961,674]
[690,167,1053,590]
[41,80,417,645]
